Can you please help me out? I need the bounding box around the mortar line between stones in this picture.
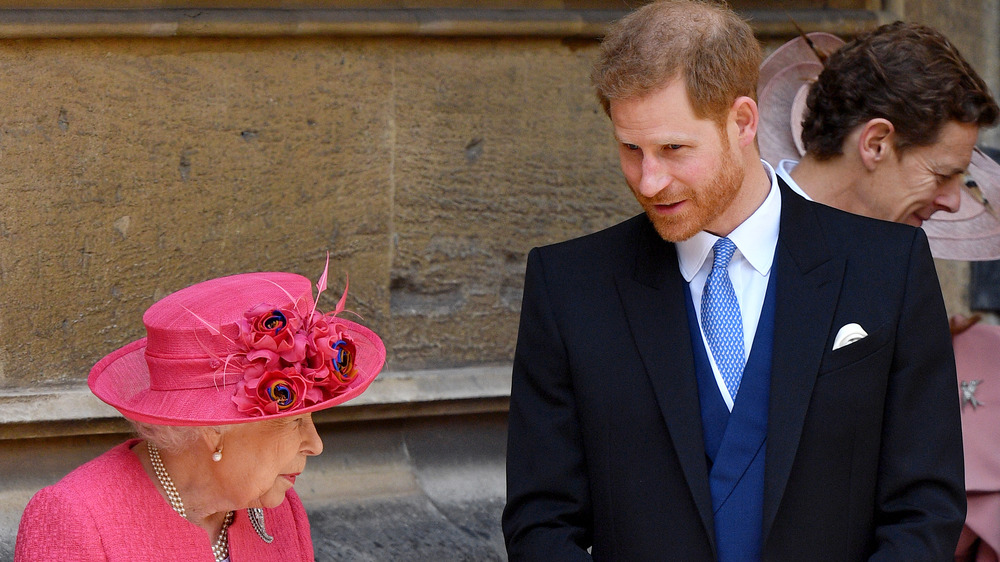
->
[387,49,398,276]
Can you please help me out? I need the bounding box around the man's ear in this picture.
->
[857,118,896,171]
[731,96,759,149]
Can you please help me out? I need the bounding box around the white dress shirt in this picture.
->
[776,159,812,201]
[676,160,782,411]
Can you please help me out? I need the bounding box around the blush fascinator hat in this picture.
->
[758,32,1000,261]
[88,263,386,426]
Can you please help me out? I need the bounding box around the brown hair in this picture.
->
[801,21,999,159]
[591,0,762,124]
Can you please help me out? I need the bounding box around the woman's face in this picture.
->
[213,413,323,509]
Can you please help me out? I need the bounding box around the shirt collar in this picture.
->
[776,158,812,201]
[677,159,781,282]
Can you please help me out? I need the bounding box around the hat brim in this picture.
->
[758,32,845,166]
[758,60,823,165]
[758,32,845,94]
[923,148,1000,260]
[88,320,386,426]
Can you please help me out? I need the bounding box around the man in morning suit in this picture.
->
[768,22,998,236]
[501,1,966,561]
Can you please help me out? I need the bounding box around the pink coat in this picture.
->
[954,324,1000,562]
[15,439,315,561]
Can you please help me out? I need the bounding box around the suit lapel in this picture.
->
[612,185,846,548]
[762,181,845,540]
[614,217,716,547]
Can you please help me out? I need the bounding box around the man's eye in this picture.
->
[665,144,682,150]
[624,143,640,151]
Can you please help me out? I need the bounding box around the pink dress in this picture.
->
[14,439,315,561]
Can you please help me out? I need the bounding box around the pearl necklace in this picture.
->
[148,442,234,562]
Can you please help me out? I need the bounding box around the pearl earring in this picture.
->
[212,447,223,462]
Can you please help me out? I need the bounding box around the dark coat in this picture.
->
[502,181,965,561]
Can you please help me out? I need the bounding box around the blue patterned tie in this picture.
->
[701,237,746,400]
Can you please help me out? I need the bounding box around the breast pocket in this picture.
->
[817,321,893,376]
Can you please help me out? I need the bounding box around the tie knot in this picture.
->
[712,237,737,270]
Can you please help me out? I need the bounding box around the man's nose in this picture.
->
[638,156,672,198]
[936,176,964,214]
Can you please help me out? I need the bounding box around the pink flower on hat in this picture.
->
[305,316,359,386]
[233,366,309,416]
[229,258,365,417]
[240,305,307,364]
[328,331,359,384]
[232,310,327,415]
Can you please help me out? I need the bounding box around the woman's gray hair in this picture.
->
[131,421,228,454]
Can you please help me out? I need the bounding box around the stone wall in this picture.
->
[0,1,997,559]
[0,33,632,393]
[3,1,993,395]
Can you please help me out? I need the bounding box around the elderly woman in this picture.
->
[14,267,385,561]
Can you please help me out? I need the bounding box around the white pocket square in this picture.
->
[833,323,868,350]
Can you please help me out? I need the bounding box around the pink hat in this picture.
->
[757,32,845,167]
[921,148,1000,261]
[88,269,386,426]
[758,33,1000,261]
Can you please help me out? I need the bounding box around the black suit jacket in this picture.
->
[503,182,965,561]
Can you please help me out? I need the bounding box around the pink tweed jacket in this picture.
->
[14,439,315,561]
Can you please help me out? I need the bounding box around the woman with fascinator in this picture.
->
[14,264,385,561]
